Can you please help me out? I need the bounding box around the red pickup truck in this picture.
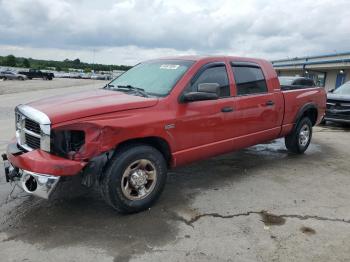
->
[2,56,326,213]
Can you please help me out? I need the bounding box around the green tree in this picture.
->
[5,55,16,67]
[73,58,81,65]
[23,58,30,68]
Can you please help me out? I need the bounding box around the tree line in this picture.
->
[0,55,132,72]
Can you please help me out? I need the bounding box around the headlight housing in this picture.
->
[52,130,85,159]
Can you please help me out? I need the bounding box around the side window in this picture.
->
[293,79,303,86]
[303,79,315,87]
[189,66,230,97]
[231,65,268,96]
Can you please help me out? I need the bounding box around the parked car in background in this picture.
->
[279,76,316,91]
[3,56,326,214]
[81,73,92,79]
[91,74,113,80]
[67,72,84,79]
[18,69,54,80]
[324,81,350,124]
[0,71,27,80]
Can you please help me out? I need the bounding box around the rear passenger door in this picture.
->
[230,62,282,138]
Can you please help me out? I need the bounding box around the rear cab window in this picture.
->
[231,62,268,96]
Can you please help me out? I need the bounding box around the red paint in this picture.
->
[7,144,86,176]
[8,56,326,176]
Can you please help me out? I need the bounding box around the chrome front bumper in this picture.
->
[3,157,60,199]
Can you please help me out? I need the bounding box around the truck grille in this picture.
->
[326,99,350,118]
[25,133,41,149]
[16,113,42,151]
[15,105,51,152]
[25,118,41,134]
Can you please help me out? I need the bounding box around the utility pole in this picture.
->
[92,49,96,73]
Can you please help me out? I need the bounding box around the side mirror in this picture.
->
[329,89,334,93]
[183,92,219,102]
[182,83,220,102]
[198,83,220,94]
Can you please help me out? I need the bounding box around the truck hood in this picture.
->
[327,93,350,102]
[27,89,159,124]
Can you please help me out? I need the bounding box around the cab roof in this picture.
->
[155,55,268,64]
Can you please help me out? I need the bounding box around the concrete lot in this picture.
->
[0,79,350,262]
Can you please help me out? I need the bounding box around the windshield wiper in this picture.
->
[114,85,149,97]
[105,83,114,88]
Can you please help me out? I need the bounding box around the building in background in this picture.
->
[272,52,350,90]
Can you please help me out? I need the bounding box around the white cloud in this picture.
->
[0,0,349,65]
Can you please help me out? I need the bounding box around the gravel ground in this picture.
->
[0,80,350,262]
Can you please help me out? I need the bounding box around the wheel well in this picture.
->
[300,108,318,126]
[116,137,172,167]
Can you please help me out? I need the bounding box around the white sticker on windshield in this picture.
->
[160,64,180,70]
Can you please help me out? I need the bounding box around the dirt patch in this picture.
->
[301,226,316,235]
[260,211,286,226]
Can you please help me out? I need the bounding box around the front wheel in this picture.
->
[101,145,167,214]
[285,117,313,154]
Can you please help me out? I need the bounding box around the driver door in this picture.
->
[173,62,236,165]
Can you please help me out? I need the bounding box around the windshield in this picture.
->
[334,81,350,95]
[279,77,295,85]
[107,59,194,97]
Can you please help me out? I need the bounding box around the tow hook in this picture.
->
[2,154,10,182]
[2,153,20,182]
[1,154,7,161]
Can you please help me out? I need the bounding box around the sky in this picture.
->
[0,0,349,65]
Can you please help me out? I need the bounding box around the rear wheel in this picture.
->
[18,76,24,81]
[101,144,167,214]
[285,117,313,154]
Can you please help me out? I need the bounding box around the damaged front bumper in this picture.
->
[2,142,86,199]
[3,155,60,199]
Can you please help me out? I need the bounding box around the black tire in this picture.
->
[3,77,7,81]
[101,144,167,214]
[285,117,313,154]
[18,76,24,81]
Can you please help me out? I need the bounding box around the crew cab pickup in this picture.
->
[18,69,54,80]
[2,56,326,213]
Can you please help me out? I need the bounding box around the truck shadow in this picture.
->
[0,138,331,260]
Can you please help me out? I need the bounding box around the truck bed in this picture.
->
[282,86,326,129]
[281,85,318,91]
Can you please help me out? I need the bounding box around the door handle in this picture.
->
[221,106,234,113]
[266,100,275,106]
